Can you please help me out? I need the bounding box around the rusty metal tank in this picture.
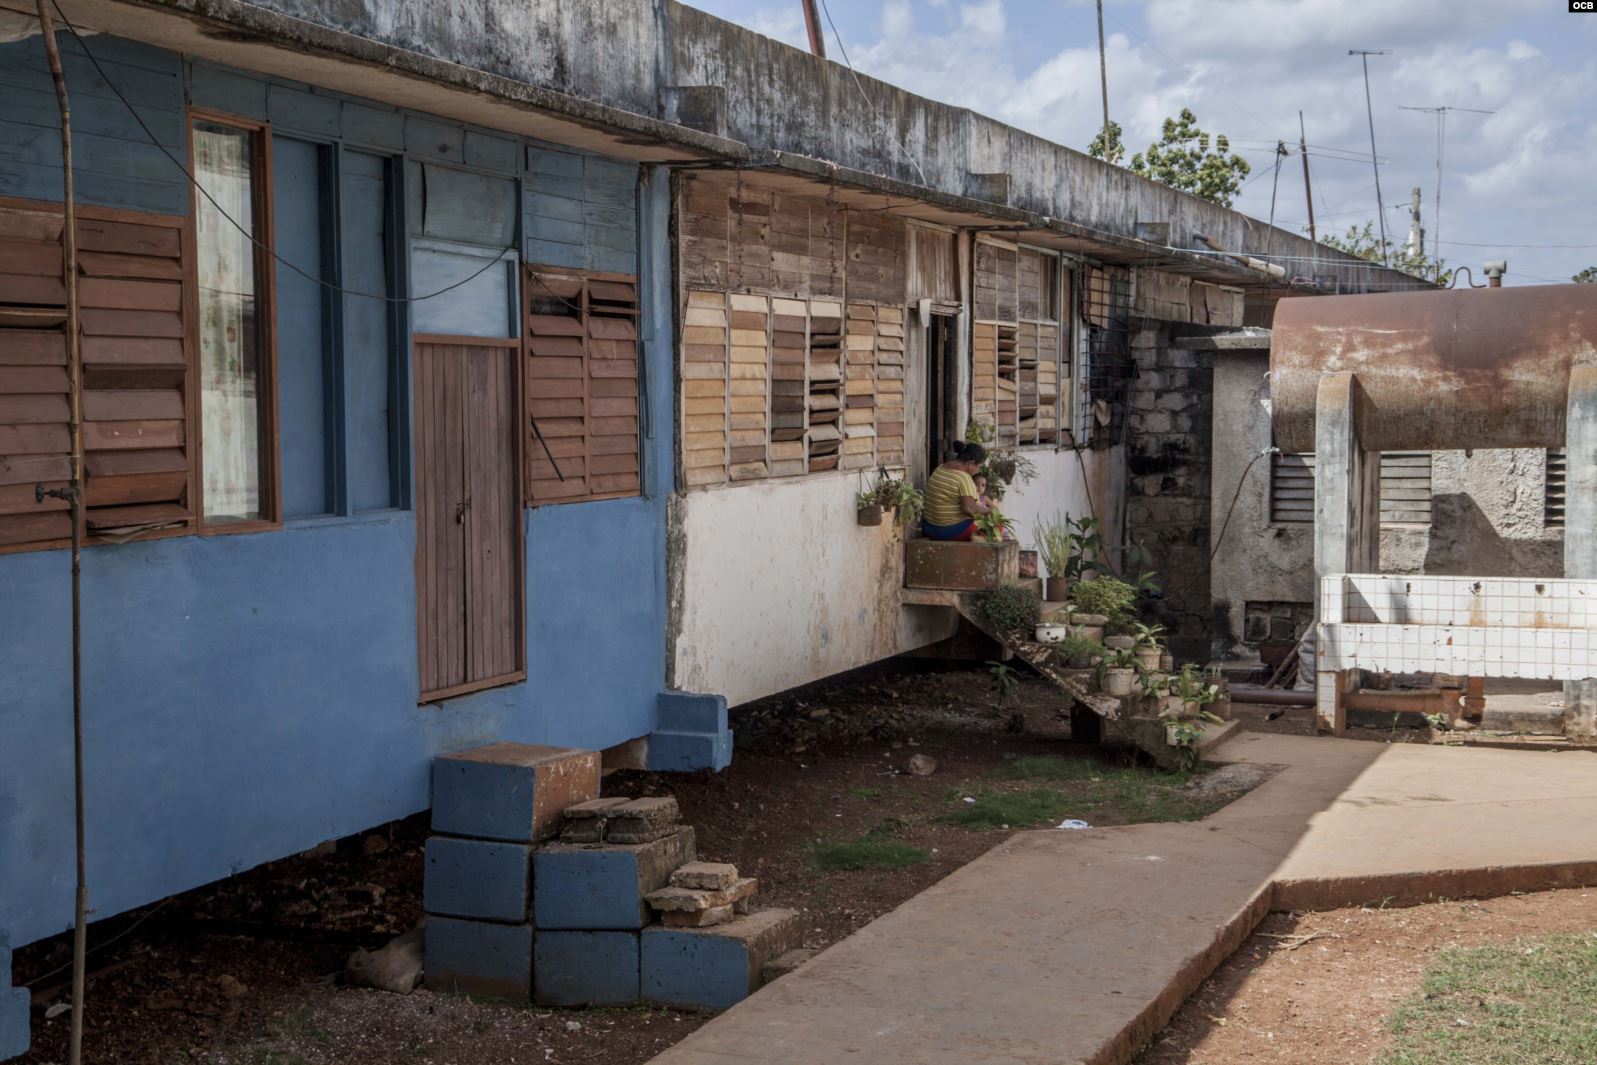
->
[1270,284,1597,454]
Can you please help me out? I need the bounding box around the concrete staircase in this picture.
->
[901,540,1205,769]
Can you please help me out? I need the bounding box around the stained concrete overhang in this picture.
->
[746,151,1271,289]
[1,0,749,164]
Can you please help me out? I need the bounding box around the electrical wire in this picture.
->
[816,0,929,185]
[50,2,515,304]
[1210,448,1275,565]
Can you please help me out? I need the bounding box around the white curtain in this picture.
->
[194,123,263,523]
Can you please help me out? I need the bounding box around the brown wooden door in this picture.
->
[414,336,524,701]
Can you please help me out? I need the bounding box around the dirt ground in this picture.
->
[12,661,1252,1065]
[1136,887,1597,1065]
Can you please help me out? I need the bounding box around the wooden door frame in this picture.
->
[412,333,526,703]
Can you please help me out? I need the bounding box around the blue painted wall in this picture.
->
[0,34,675,993]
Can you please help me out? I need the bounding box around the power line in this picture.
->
[817,0,928,185]
[1439,239,1597,249]
[50,1,517,304]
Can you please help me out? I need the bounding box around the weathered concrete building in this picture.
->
[1208,340,1565,664]
[0,0,1420,1054]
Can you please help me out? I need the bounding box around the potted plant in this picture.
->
[977,585,1041,634]
[974,509,1013,543]
[1056,635,1104,670]
[1032,513,1073,602]
[1034,619,1068,644]
[856,490,883,526]
[1132,621,1166,672]
[1101,648,1138,697]
[1174,663,1221,719]
[874,473,925,527]
[1159,650,1175,673]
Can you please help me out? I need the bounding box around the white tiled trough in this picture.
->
[1316,574,1597,731]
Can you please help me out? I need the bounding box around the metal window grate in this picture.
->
[1546,449,1566,528]
[1271,451,1433,526]
[1080,266,1133,447]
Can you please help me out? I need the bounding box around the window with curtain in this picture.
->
[193,118,271,524]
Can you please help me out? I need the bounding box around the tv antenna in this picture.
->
[1398,104,1496,281]
[1349,50,1391,266]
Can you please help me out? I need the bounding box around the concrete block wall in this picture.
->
[1125,323,1216,661]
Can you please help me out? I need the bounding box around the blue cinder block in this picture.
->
[425,917,532,1002]
[533,931,640,1007]
[657,691,728,734]
[424,837,532,922]
[645,730,733,773]
[2,931,30,1060]
[534,828,696,930]
[431,743,599,843]
[641,910,801,1011]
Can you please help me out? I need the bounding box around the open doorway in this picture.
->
[925,312,959,474]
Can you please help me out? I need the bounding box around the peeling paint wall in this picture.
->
[1209,350,1565,658]
[670,448,1122,707]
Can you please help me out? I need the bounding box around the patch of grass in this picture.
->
[809,827,928,871]
[956,756,1214,828]
[1381,932,1597,1064]
[847,786,882,800]
[935,788,1081,828]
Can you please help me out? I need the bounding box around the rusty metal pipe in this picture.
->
[1229,686,1313,706]
[1270,284,1597,453]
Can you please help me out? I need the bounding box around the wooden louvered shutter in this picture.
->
[523,267,642,504]
[0,199,192,550]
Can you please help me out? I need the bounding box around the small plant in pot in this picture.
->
[1032,513,1074,603]
[875,472,925,528]
[974,509,1014,543]
[1100,648,1139,698]
[977,584,1042,634]
[855,490,884,527]
[1071,575,1136,628]
[1056,635,1105,671]
[1174,663,1222,720]
[1132,621,1166,672]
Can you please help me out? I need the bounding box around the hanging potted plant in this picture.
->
[855,490,883,527]
[875,473,925,528]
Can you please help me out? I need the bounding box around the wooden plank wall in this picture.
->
[0,197,193,550]
[523,267,643,503]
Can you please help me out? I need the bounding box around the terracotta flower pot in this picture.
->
[857,503,883,526]
[1044,576,1069,603]
[1104,635,1136,651]
[1103,668,1137,697]
[1159,652,1174,672]
[1069,624,1105,644]
[1134,647,1162,672]
[1070,612,1109,627]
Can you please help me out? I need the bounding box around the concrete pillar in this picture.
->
[1564,365,1597,739]
[1312,373,1380,735]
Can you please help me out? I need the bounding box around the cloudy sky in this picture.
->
[684,0,1596,286]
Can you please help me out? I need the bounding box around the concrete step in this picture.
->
[642,908,803,1011]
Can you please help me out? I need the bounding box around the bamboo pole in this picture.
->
[34,4,88,1064]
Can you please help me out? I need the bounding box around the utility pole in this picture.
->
[1350,49,1391,266]
[801,0,826,59]
[1096,0,1110,159]
[1406,186,1424,259]
[1398,104,1495,281]
[1299,111,1316,254]
[1265,139,1287,258]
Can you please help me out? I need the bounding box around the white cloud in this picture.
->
[960,0,1006,37]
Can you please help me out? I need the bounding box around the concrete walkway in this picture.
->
[649,732,1597,1065]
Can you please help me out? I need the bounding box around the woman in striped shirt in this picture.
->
[921,441,995,541]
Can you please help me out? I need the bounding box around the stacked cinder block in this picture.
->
[533,797,696,1006]
[424,765,804,1013]
[424,743,600,1002]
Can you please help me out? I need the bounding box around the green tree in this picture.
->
[1321,220,1452,285]
[1087,120,1125,166]
[1575,267,1597,284]
[1128,108,1251,207]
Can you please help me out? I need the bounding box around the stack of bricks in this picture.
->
[424,743,601,1003]
[546,795,803,1011]
[424,749,803,1012]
